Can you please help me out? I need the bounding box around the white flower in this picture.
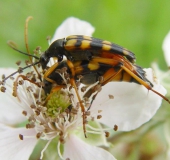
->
[51,17,95,43]
[0,17,167,160]
[152,31,170,93]
[91,68,166,131]
[155,31,170,160]
[162,31,170,67]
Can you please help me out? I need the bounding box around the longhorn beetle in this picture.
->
[2,17,170,138]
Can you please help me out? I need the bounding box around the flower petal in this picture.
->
[0,124,37,160]
[63,135,116,160]
[51,17,95,43]
[0,68,26,125]
[162,31,170,66]
[91,68,166,131]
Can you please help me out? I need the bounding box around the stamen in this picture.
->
[57,140,64,160]
[86,130,104,134]
[114,124,118,131]
[10,77,14,80]
[19,134,23,140]
[40,140,52,160]
[94,84,102,92]
[98,110,102,113]
[0,86,6,92]
[16,60,21,66]
[81,86,86,92]
[2,74,5,80]
[18,67,23,73]
[18,80,24,85]
[0,81,4,85]
[98,76,104,83]
[46,36,51,45]
[87,124,112,132]
[82,81,99,97]
[108,94,114,99]
[105,131,110,137]
[97,115,102,119]
[85,111,90,116]
[19,134,36,140]
[36,132,42,139]
[26,123,35,129]
[30,104,36,109]
[22,110,27,116]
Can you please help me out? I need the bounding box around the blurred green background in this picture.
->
[1,0,170,69]
[1,1,170,159]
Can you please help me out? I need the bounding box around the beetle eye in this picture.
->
[57,54,63,62]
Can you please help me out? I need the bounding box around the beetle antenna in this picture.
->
[2,61,40,82]
[7,40,39,60]
[24,16,42,81]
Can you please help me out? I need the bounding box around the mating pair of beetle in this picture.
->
[42,35,168,101]
[29,35,170,136]
[4,33,170,137]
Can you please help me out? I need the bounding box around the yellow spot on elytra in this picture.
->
[102,40,112,45]
[66,35,78,39]
[83,35,92,40]
[123,49,129,55]
[102,44,112,51]
[80,40,91,49]
[65,39,77,50]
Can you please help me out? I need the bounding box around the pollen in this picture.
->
[98,110,102,113]
[0,86,6,92]
[105,131,110,137]
[2,74,5,80]
[18,80,24,85]
[97,115,102,119]
[22,110,27,116]
[108,94,114,99]
[18,67,23,73]
[114,124,118,131]
[19,134,23,140]
[16,60,21,66]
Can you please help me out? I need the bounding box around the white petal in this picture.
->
[63,135,116,160]
[0,125,37,160]
[0,68,26,125]
[91,68,166,131]
[51,17,95,43]
[162,31,170,66]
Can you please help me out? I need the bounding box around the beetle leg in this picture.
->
[121,65,170,103]
[101,68,123,85]
[13,74,41,102]
[66,60,87,138]
[87,67,123,110]
[44,62,59,83]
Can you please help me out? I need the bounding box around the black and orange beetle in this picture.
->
[40,35,136,69]
[2,34,170,138]
[40,35,169,102]
[40,35,170,138]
